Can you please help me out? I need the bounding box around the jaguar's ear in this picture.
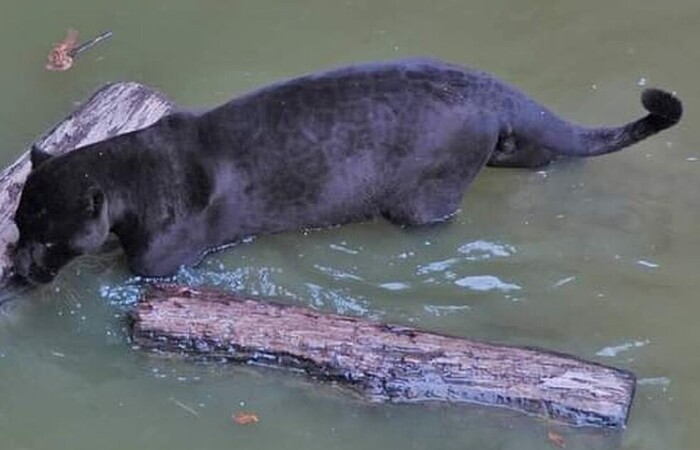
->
[30,145,54,168]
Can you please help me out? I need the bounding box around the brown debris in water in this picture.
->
[46,29,79,71]
[547,430,567,448]
[232,411,260,425]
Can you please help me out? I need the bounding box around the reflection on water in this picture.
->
[1,0,699,449]
[457,240,517,259]
[596,339,650,358]
[454,275,521,293]
[423,304,472,317]
[379,282,411,291]
[417,257,461,275]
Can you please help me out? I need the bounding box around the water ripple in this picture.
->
[329,242,360,255]
[313,264,364,281]
[305,282,371,316]
[596,339,650,357]
[379,282,411,291]
[423,304,472,317]
[454,275,521,292]
[457,240,516,260]
[416,258,460,275]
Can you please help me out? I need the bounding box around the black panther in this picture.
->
[12,58,682,283]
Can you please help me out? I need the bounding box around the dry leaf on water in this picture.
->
[46,29,79,71]
[232,411,260,425]
[547,430,566,448]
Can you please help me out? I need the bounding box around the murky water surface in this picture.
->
[1,0,698,449]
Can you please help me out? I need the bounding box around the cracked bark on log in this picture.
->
[0,82,174,289]
[132,284,636,428]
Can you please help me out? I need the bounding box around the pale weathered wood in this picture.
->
[0,82,174,288]
[132,284,636,428]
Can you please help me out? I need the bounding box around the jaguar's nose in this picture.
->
[26,265,57,284]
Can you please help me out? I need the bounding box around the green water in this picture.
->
[1,0,698,449]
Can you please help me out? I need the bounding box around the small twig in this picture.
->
[69,31,113,58]
[168,396,200,417]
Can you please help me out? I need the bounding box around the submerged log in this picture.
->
[132,284,636,428]
[0,82,174,289]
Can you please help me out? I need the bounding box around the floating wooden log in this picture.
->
[131,284,636,428]
[0,82,174,290]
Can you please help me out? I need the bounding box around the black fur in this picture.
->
[13,58,682,283]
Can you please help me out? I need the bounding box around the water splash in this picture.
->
[313,264,364,282]
[457,240,516,260]
[379,282,411,291]
[596,339,650,357]
[423,304,472,317]
[638,377,671,387]
[454,276,521,292]
[552,276,576,288]
[100,283,144,307]
[416,258,460,275]
[305,282,371,316]
[329,242,360,255]
[637,260,659,269]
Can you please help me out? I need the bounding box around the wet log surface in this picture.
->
[0,82,174,290]
[132,284,636,428]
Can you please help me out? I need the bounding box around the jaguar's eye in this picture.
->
[44,242,56,249]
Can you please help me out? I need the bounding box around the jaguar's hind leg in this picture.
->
[381,173,466,226]
[381,118,499,227]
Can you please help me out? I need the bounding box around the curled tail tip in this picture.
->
[642,88,683,125]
